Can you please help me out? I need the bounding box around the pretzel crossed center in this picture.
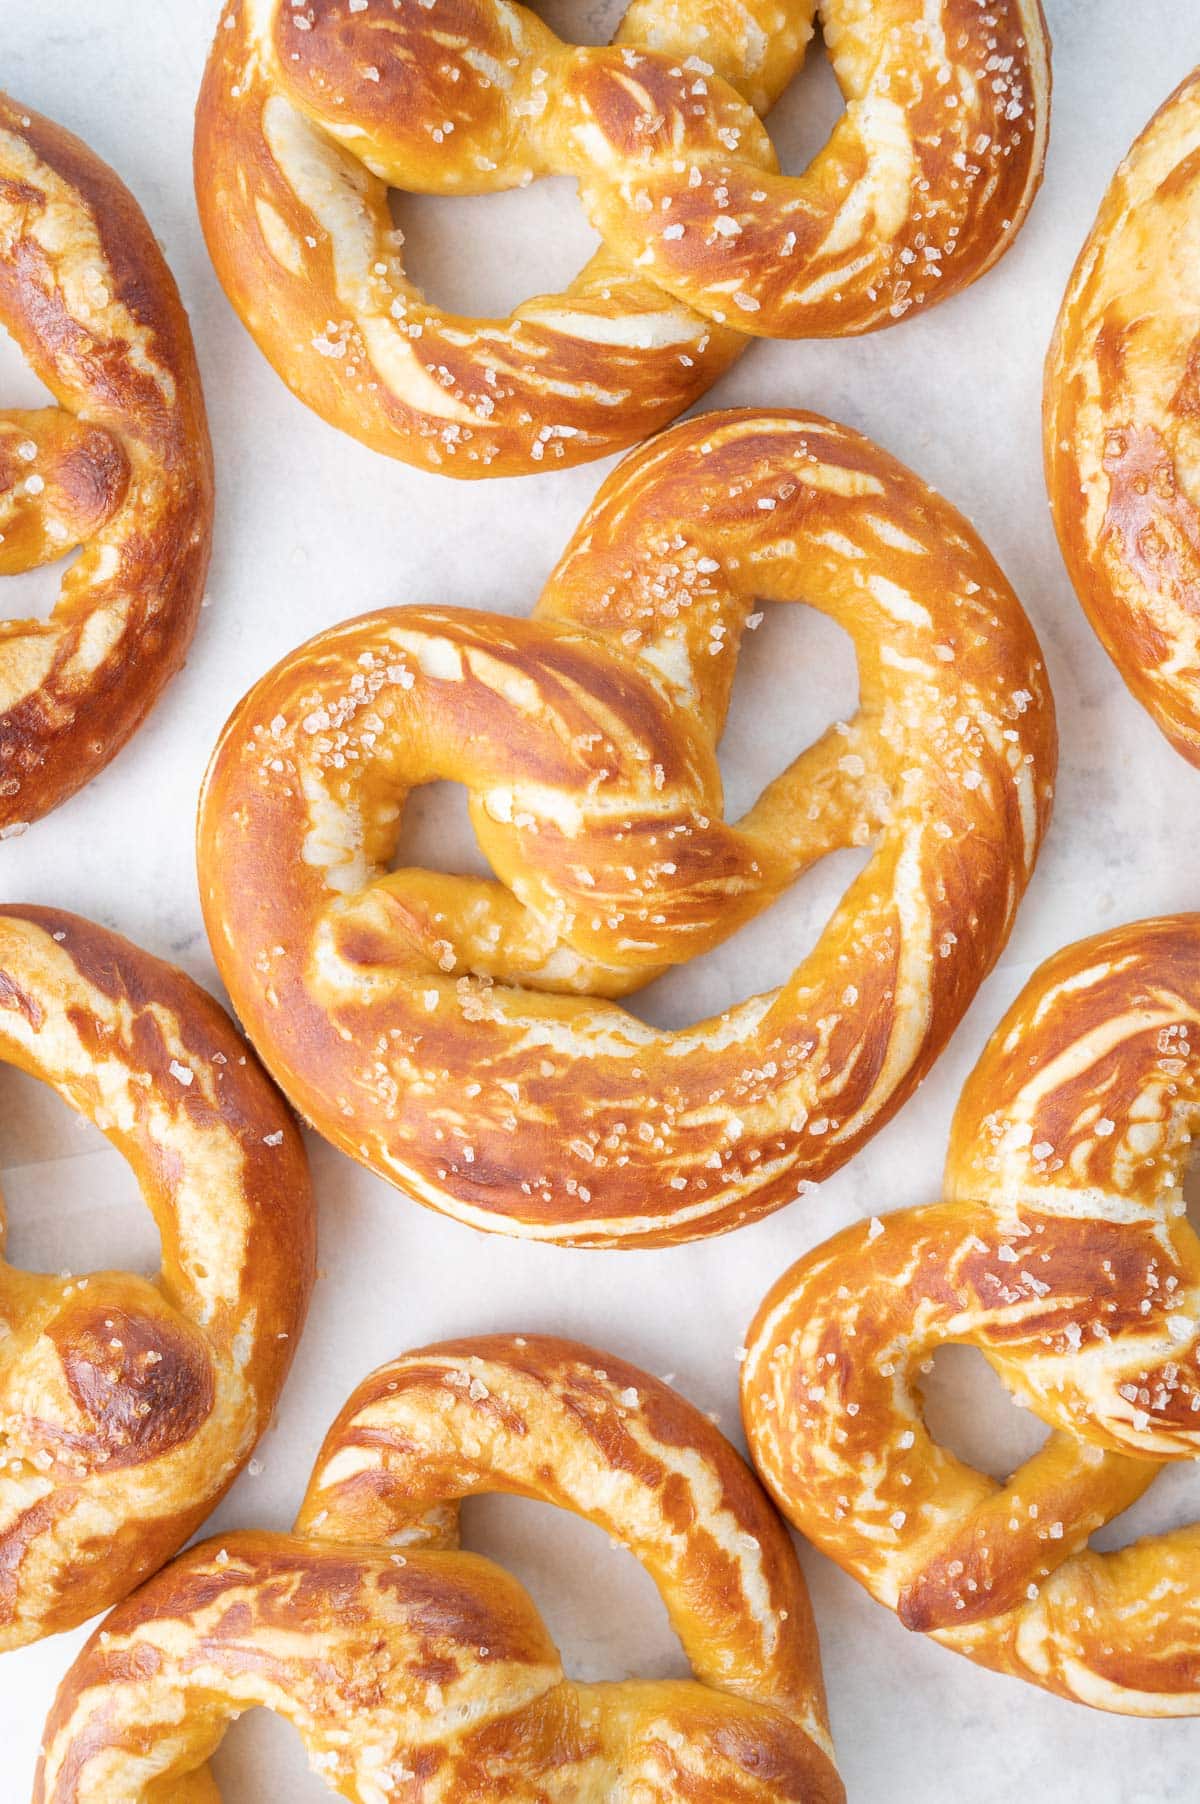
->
[198,2,1047,475]
[0,908,311,1650]
[35,1337,843,1801]
[312,600,887,1002]
[0,97,212,832]
[199,409,1053,1243]
[743,916,1200,1714]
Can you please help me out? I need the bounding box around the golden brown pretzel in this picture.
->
[36,1334,844,1802]
[0,97,213,835]
[195,0,1049,477]
[1046,70,1200,766]
[743,914,1200,1715]
[198,408,1055,1245]
[0,907,313,1651]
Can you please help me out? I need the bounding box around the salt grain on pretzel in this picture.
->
[744,914,1200,1715]
[35,1334,843,1802]
[1046,69,1200,767]
[198,408,1055,1245]
[0,97,213,835]
[195,0,1049,477]
[0,907,313,1650]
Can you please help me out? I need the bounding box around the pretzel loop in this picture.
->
[1046,71,1200,766]
[0,98,213,833]
[195,0,1048,476]
[0,908,314,1650]
[743,915,1200,1714]
[199,408,1055,1244]
[36,1336,843,1802]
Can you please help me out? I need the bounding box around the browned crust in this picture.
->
[0,906,314,1648]
[36,1334,843,1802]
[197,407,1055,1245]
[743,914,1200,1715]
[0,95,213,832]
[193,0,1049,477]
[1045,69,1200,765]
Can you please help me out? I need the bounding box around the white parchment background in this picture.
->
[2,3,1200,1799]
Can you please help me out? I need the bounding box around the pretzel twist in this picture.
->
[1046,70,1200,766]
[0,908,313,1651]
[0,97,213,835]
[195,0,1049,477]
[743,915,1200,1715]
[198,408,1055,1245]
[36,1334,843,1802]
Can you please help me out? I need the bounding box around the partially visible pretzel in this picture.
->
[199,408,1055,1245]
[0,907,313,1651]
[36,1334,844,1802]
[743,914,1200,1715]
[195,0,1049,478]
[0,98,213,835]
[1046,70,1200,766]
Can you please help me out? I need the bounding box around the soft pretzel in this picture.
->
[198,408,1055,1245]
[0,97,213,836]
[1046,70,1200,766]
[195,0,1049,478]
[743,913,1200,1715]
[36,1334,843,1802]
[0,907,313,1651]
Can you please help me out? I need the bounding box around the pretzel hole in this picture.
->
[460,1491,690,1681]
[716,601,857,820]
[1090,1456,1200,1554]
[920,1345,1048,1483]
[637,603,866,1029]
[388,778,493,880]
[759,21,847,178]
[1183,1155,1200,1238]
[0,1065,159,1279]
[213,1712,325,1801]
[530,0,626,46]
[391,177,602,322]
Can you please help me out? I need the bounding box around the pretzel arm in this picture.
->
[297,1336,828,1729]
[737,718,891,874]
[347,868,665,997]
[0,408,128,577]
[897,1435,1155,1633]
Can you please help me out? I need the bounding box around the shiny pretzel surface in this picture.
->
[743,914,1200,1715]
[0,96,213,836]
[1046,69,1200,768]
[198,408,1055,1246]
[0,907,313,1651]
[36,1334,843,1802]
[195,0,1049,477]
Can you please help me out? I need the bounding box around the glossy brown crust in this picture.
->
[0,907,314,1650]
[1045,70,1200,765]
[0,96,213,834]
[197,407,1055,1245]
[193,0,1048,479]
[743,915,1200,1715]
[36,1334,843,1802]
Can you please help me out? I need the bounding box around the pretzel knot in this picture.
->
[1046,70,1200,767]
[36,1334,844,1802]
[199,408,1054,1245]
[0,97,213,836]
[0,908,314,1651]
[195,0,1049,477]
[743,914,1200,1715]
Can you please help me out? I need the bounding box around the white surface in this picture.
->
[2,2,1199,1800]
